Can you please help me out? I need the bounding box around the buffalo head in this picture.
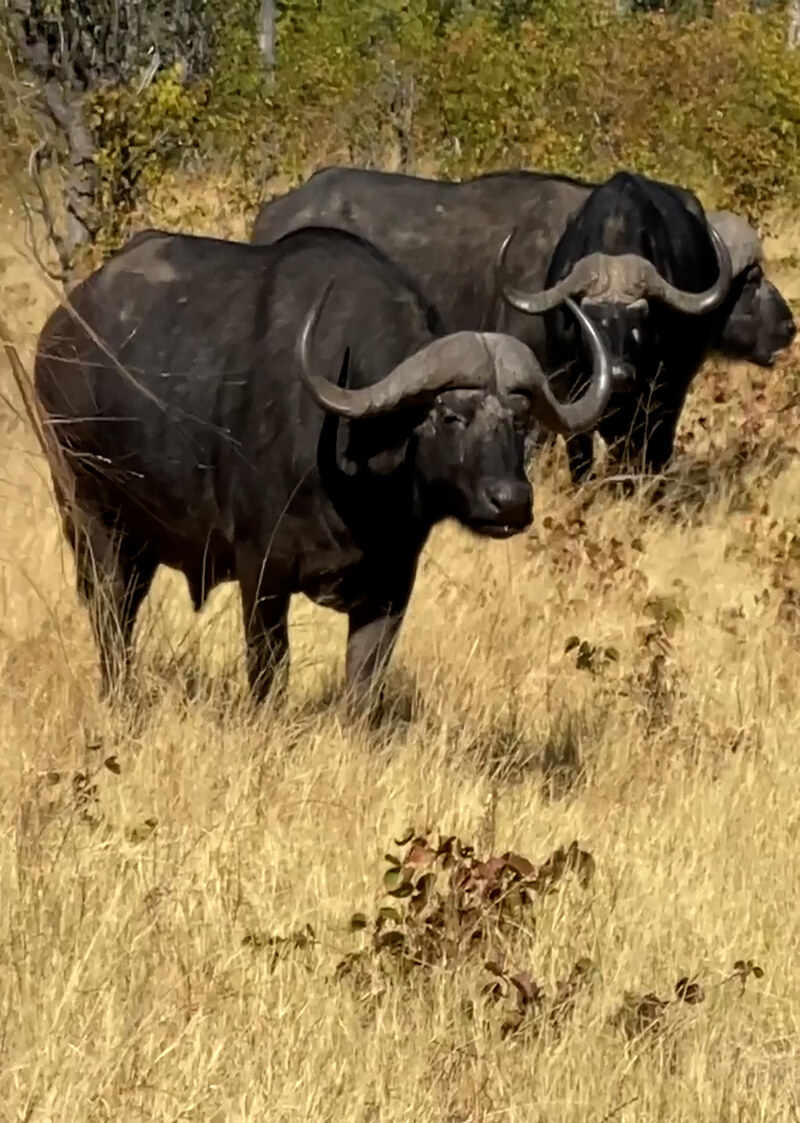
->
[497,214,733,391]
[706,210,796,368]
[297,283,613,538]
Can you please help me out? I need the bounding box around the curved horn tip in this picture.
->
[647,219,734,315]
[562,296,614,433]
[497,229,515,262]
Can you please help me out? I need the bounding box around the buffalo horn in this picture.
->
[296,283,613,436]
[706,210,763,277]
[500,219,733,317]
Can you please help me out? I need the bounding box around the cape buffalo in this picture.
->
[707,209,796,369]
[25,225,612,709]
[250,166,795,484]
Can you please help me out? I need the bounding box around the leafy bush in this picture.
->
[247,824,766,1045]
[10,0,800,250]
[88,65,211,244]
[227,1,800,216]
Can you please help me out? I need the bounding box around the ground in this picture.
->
[1,182,800,1122]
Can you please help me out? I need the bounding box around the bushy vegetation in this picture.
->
[5,0,800,260]
[88,0,800,238]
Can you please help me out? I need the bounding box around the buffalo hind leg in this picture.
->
[237,546,292,706]
[70,514,157,700]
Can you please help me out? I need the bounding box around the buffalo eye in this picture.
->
[631,327,642,344]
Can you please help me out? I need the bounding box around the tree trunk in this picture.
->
[259,0,276,75]
[789,0,800,48]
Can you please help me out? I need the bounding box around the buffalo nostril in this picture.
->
[484,479,532,523]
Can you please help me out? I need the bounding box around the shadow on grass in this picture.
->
[458,704,602,802]
[570,435,796,526]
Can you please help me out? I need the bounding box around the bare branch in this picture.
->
[24,144,71,282]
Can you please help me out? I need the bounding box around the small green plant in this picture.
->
[334,830,766,1043]
[610,958,764,1043]
[482,954,599,1038]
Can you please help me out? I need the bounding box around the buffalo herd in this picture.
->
[12,164,797,710]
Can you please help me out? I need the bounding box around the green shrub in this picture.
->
[88,65,212,244]
[21,0,800,247]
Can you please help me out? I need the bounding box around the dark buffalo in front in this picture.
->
[26,225,613,707]
[251,166,795,483]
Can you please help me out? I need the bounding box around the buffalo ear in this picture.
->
[345,409,421,476]
[362,438,411,475]
[335,347,419,475]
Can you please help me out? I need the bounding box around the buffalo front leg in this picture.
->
[565,433,595,485]
[640,408,680,478]
[236,546,292,706]
[345,581,414,719]
[605,408,679,488]
[69,512,157,699]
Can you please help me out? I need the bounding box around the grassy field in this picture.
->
[2,180,800,1122]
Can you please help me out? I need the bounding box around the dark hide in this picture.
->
[251,165,795,484]
[34,226,536,708]
[543,171,723,481]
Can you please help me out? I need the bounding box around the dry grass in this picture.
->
[2,178,800,1123]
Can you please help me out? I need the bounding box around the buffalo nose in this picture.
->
[483,479,532,526]
[612,361,636,388]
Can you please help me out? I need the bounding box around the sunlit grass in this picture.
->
[1,181,799,1122]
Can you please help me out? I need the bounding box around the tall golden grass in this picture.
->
[1,179,800,1122]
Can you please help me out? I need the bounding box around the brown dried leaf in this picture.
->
[374,930,406,953]
[481,980,506,1001]
[502,851,536,878]
[404,841,438,869]
[574,848,596,888]
[675,976,705,1005]
[509,971,541,1004]
[474,856,507,885]
[500,1010,526,1037]
[612,991,668,1040]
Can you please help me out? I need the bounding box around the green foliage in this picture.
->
[88,65,211,244]
[62,0,800,245]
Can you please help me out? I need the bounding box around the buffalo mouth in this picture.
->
[756,347,784,368]
[467,517,531,539]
